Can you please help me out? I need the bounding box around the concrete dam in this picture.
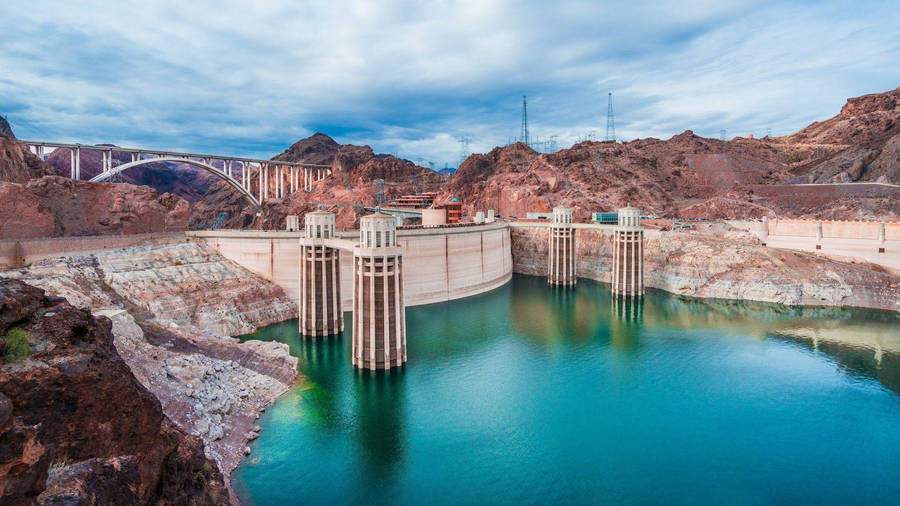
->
[188,219,514,312]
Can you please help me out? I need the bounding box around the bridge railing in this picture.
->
[19,140,337,205]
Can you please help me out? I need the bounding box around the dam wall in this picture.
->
[188,221,513,310]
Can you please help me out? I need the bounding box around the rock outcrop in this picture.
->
[510,225,900,312]
[0,175,191,238]
[0,137,56,184]
[1,239,299,496]
[0,278,228,504]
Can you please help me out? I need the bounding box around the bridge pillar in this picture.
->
[879,222,886,253]
[353,211,406,370]
[69,148,76,179]
[548,206,575,286]
[816,221,823,250]
[299,211,343,337]
[612,205,644,297]
[75,147,80,180]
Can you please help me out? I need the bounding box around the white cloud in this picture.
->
[0,0,898,165]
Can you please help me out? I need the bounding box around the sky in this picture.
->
[1,0,899,168]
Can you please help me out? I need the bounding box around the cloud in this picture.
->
[1,0,898,165]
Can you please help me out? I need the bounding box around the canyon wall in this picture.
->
[510,224,900,312]
[0,279,228,504]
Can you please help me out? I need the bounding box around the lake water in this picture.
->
[234,275,900,505]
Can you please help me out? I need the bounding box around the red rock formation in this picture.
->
[441,87,900,222]
[0,137,56,184]
[0,183,56,238]
[0,278,227,504]
[779,86,900,184]
[22,176,191,236]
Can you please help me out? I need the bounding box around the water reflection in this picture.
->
[509,277,607,347]
[610,296,643,351]
[353,370,406,481]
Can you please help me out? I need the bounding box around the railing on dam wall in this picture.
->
[0,232,186,267]
[187,221,514,309]
[763,219,900,240]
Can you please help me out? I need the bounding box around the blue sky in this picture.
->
[1,0,899,167]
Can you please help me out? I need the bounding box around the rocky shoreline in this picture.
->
[1,237,300,503]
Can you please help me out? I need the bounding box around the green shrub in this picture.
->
[3,328,32,362]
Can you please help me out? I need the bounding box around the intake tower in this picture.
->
[352,212,407,370]
[299,211,342,337]
[612,205,644,297]
[548,206,576,286]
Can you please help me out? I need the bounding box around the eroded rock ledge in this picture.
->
[1,238,300,502]
[0,278,228,504]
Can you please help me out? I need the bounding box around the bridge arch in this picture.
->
[88,157,262,214]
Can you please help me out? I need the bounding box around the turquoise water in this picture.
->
[234,275,900,505]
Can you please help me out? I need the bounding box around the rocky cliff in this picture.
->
[1,238,299,497]
[0,176,191,239]
[0,278,228,504]
[0,137,56,184]
[782,86,900,183]
[510,225,900,312]
[442,87,900,222]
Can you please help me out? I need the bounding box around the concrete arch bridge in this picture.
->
[22,140,333,214]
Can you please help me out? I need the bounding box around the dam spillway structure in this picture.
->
[352,211,407,370]
[612,205,644,297]
[298,211,343,337]
[548,206,576,286]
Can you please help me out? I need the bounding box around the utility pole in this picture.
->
[605,91,616,142]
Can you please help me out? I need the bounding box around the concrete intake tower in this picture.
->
[299,211,343,337]
[353,212,407,370]
[612,205,644,297]
[548,206,576,286]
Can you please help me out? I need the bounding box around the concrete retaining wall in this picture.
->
[766,219,900,240]
[188,221,513,310]
[0,232,185,268]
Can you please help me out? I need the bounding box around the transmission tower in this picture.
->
[520,95,529,147]
[605,91,616,142]
[373,178,385,205]
[457,136,472,166]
